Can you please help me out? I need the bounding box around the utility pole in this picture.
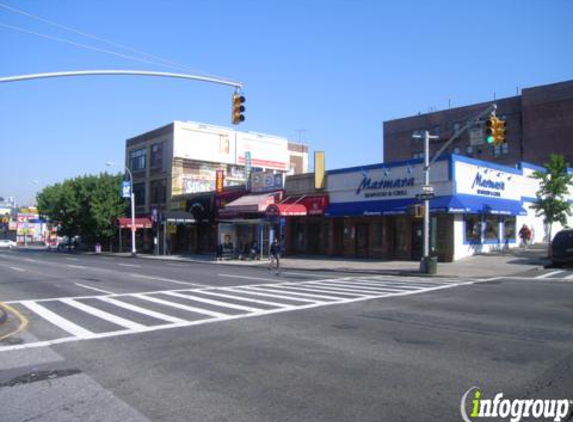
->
[414,103,498,273]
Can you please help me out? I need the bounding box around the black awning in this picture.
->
[162,211,196,224]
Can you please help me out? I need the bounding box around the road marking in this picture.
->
[20,300,94,338]
[130,273,207,288]
[324,280,416,291]
[118,263,141,268]
[74,283,115,295]
[218,273,281,282]
[197,290,293,308]
[536,270,564,279]
[564,273,573,279]
[163,291,264,313]
[221,287,320,304]
[67,264,87,269]
[65,257,79,261]
[304,281,401,295]
[282,283,372,296]
[244,285,349,300]
[61,298,146,330]
[134,294,229,318]
[9,266,26,272]
[1,277,476,352]
[98,297,188,324]
[24,258,39,263]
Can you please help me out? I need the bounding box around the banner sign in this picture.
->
[251,171,284,193]
[122,181,131,199]
[245,151,252,190]
[216,169,224,193]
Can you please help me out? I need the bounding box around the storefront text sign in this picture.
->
[356,176,415,198]
[455,160,521,201]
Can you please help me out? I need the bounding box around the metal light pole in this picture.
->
[106,161,136,257]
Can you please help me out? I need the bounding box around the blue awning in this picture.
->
[325,195,527,217]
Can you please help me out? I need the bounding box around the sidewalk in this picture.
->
[103,243,551,278]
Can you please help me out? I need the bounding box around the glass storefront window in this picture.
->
[465,215,481,243]
[503,216,516,240]
[484,216,500,241]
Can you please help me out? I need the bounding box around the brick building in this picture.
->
[383,80,573,167]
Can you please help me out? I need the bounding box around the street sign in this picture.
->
[422,185,434,193]
[122,181,131,199]
[415,192,435,200]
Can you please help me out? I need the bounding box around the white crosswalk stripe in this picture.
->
[2,275,475,352]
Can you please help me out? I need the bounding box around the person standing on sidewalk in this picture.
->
[519,224,531,248]
[269,238,281,275]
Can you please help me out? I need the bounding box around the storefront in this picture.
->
[286,154,566,262]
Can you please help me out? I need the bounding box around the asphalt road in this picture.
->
[1,249,572,422]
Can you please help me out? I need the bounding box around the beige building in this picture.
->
[125,121,309,216]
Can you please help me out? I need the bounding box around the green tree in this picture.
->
[37,173,128,246]
[531,154,573,255]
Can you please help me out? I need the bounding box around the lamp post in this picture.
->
[106,161,136,256]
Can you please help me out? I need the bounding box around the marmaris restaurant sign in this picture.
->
[356,176,415,198]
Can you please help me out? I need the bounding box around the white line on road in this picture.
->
[134,294,229,318]
[218,273,282,282]
[67,264,87,269]
[60,298,146,330]
[564,273,573,279]
[9,266,26,272]
[98,297,188,324]
[74,283,116,295]
[536,270,564,279]
[65,257,79,261]
[163,291,264,313]
[118,263,141,268]
[130,273,208,288]
[20,300,95,338]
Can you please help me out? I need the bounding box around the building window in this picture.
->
[484,216,500,241]
[150,143,163,169]
[453,122,460,132]
[374,221,384,248]
[501,143,509,155]
[465,215,481,243]
[466,146,473,156]
[129,148,146,171]
[503,216,516,240]
[133,183,145,206]
[412,151,424,159]
[432,125,440,137]
[150,179,167,204]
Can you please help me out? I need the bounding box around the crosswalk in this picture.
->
[531,269,573,279]
[0,275,474,352]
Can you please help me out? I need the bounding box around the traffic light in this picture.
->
[232,92,246,125]
[485,114,507,145]
[485,115,498,144]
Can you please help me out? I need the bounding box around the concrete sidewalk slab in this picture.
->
[92,243,551,279]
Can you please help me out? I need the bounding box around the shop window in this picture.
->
[129,148,146,171]
[374,221,384,248]
[501,143,509,155]
[150,143,164,169]
[484,216,500,241]
[503,216,516,240]
[465,215,481,243]
[466,146,473,156]
[150,179,167,204]
[133,183,145,206]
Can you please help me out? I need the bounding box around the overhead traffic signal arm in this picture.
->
[232,93,246,125]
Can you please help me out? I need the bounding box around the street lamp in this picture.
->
[106,161,136,256]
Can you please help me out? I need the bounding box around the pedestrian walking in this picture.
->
[519,224,531,248]
[269,238,281,275]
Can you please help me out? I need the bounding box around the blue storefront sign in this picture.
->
[122,181,131,199]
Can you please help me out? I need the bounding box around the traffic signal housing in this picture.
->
[485,114,507,145]
[232,93,246,125]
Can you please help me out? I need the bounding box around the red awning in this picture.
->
[218,193,276,217]
[266,203,307,216]
[282,195,329,216]
[117,217,153,229]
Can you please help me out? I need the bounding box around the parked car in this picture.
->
[550,228,573,267]
[0,239,17,249]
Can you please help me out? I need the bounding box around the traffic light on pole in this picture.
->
[232,92,246,125]
[493,118,506,145]
[485,114,498,144]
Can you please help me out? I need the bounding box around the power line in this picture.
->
[0,2,231,83]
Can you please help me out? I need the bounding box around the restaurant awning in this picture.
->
[266,203,307,216]
[117,217,153,229]
[218,192,276,217]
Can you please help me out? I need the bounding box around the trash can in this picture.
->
[420,256,438,275]
[95,243,102,254]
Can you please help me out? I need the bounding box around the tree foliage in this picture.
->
[36,173,128,244]
[531,154,573,239]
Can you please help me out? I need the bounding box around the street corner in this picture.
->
[0,302,28,344]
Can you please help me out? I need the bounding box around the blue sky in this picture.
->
[0,0,571,205]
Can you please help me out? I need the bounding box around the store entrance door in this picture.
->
[355,223,369,258]
[411,221,423,261]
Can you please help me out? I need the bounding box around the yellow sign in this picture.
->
[167,224,177,235]
[314,151,325,190]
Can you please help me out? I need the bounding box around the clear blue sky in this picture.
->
[1,0,571,205]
